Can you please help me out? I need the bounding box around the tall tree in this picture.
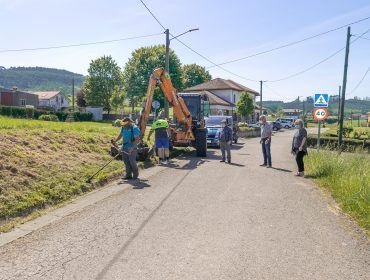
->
[182,64,211,89]
[109,85,125,113]
[236,91,254,119]
[84,55,123,113]
[122,45,183,109]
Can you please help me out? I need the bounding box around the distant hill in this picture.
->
[0,67,84,96]
[262,97,370,116]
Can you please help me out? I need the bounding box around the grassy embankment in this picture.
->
[0,116,186,232]
[305,150,370,235]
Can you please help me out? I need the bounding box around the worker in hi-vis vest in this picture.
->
[147,119,170,164]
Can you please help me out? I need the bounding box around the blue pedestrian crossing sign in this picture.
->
[314,94,329,107]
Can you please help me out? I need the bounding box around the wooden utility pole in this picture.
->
[338,26,351,153]
[337,85,341,124]
[164,29,170,119]
[72,78,75,112]
[259,81,263,116]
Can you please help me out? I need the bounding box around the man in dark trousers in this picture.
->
[218,119,233,164]
[112,117,141,180]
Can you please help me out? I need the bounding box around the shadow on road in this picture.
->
[228,162,245,167]
[271,167,292,173]
[118,179,151,189]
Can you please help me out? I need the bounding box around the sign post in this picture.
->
[152,100,160,120]
[313,95,329,149]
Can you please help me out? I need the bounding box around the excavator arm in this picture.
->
[138,67,195,141]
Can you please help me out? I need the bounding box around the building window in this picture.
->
[233,94,236,104]
[56,96,59,103]
[61,96,64,104]
[20,99,26,106]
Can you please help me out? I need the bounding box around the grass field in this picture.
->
[305,151,370,234]
[0,116,179,232]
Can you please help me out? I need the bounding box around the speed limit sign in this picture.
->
[313,107,329,121]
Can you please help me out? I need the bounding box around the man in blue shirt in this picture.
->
[218,119,233,163]
[113,117,141,180]
[147,119,170,164]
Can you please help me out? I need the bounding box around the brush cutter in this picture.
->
[86,143,130,183]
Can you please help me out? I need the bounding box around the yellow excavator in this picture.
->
[137,67,208,160]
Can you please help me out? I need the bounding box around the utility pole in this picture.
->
[259,80,263,116]
[338,26,351,153]
[164,29,170,119]
[72,78,75,112]
[337,85,341,124]
[297,96,300,118]
[302,99,306,124]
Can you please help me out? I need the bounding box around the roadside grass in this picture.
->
[305,150,370,234]
[0,116,187,232]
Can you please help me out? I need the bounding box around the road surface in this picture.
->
[0,130,369,279]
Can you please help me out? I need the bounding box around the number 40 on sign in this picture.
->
[313,107,328,121]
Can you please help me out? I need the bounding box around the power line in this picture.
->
[348,65,370,96]
[138,0,259,82]
[267,28,370,83]
[139,0,166,30]
[173,37,259,82]
[0,33,163,53]
[206,16,370,69]
[267,47,345,82]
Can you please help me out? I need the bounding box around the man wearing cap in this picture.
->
[217,119,233,163]
[113,117,141,180]
[147,118,170,164]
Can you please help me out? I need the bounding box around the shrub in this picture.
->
[38,114,59,122]
[238,122,248,127]
[307,135,370,153]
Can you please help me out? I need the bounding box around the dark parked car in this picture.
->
[272,121,282,131]
[205,116,237,147]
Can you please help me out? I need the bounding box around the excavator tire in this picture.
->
[195,128,207,157]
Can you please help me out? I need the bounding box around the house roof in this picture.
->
[32,91,64,100]
[184,78,259,96]
[179,91,234,107]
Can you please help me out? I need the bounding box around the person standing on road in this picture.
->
[112,117,141,180]
[292,119,308,176]
[218,119,233,163]
[147,118,170,164]
[259,115,272,168]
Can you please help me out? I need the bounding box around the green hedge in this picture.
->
[307,135,370,153]
[0,105,93,122]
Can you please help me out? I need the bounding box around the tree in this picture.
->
[109,85,125,113]
[236,91,254,119]
[77,89,87,107]
[83,55,123,113]
[182,64,211,89]
[122,45,183,109]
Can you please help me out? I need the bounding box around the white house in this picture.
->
[33,91,70,110]
[184,78,259,120]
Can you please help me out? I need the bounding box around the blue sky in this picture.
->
[0,0,370,101]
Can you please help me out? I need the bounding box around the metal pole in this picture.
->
[72,78,75,112]
[164,29,170,119]
[259,81,263,116]
[317,121,321,149]
[338,26,351,153]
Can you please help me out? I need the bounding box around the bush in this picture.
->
[38,114,59,122]
[307,135,370,153]
[238,122,248,127]
[0,105,93,122]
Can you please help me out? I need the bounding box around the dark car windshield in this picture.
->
[205,117,227,126]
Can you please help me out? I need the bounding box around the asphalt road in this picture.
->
[0,130,369,280]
